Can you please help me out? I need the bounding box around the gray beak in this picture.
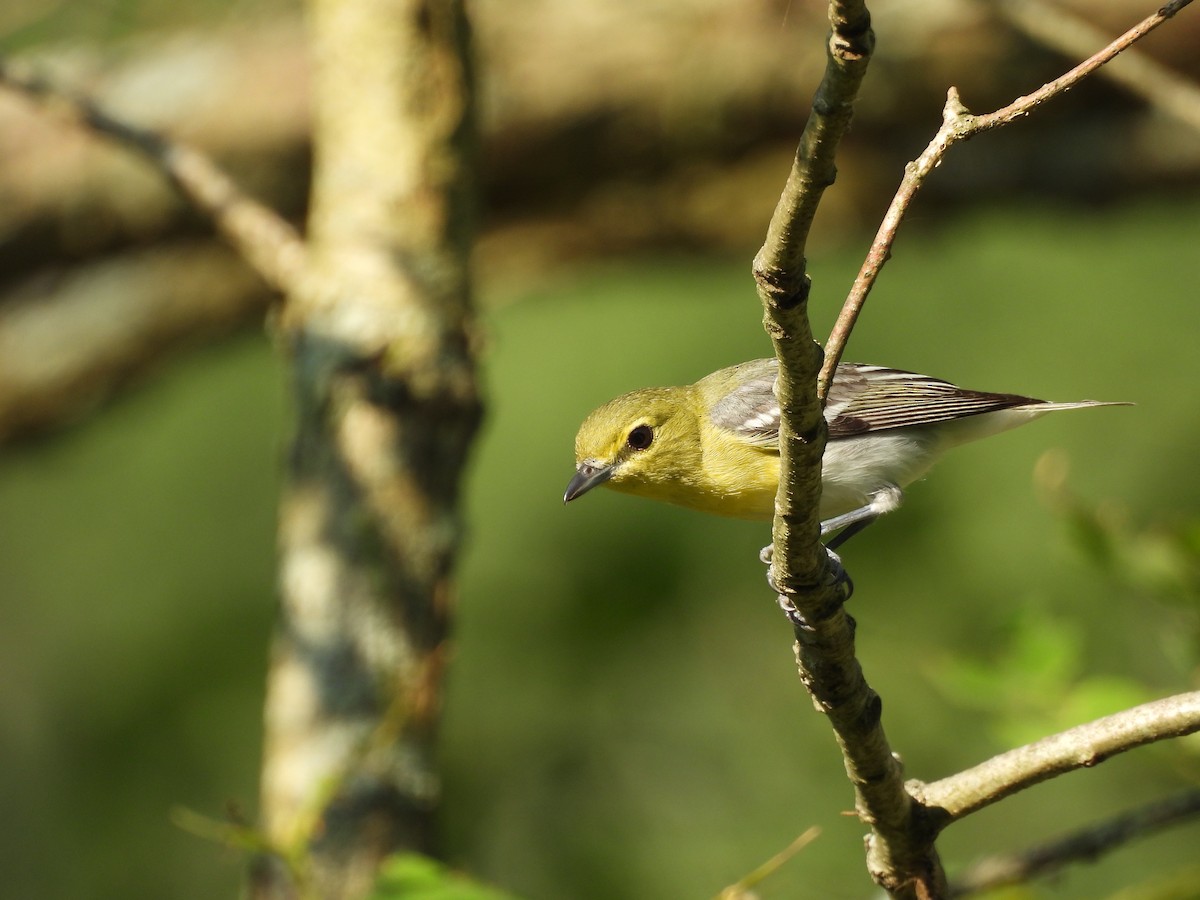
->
[564,461,614,503]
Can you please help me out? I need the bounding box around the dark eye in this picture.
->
[627,424,654,451]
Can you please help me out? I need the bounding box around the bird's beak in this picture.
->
[564,461,614,504]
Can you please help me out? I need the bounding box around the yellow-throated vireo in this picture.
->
[565,359,1129,549]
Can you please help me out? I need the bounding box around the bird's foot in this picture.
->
[761,543,853,601]
[822,545,854,601]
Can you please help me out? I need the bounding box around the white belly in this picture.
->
[819,430,939,519]
[818,407,1052,518]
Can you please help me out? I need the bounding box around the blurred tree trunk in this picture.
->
[250,1,480,898]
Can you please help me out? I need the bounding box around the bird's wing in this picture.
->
[706,359,782,449]
[824,364,1039,438]
[708,359,1040,446]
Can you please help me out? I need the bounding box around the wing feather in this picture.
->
[706,359,1042,446]
[825,364,1038,438]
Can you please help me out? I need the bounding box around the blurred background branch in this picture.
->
[2,1,1200,441]
[251,0,480,897]
[0,53,309,292]
[949,787,1200,896]
[3,1,481,896]
[0,241,267,439]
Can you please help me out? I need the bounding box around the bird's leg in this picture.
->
[761,485,900,597]
[824,519,871,551]
[820,484,903,550]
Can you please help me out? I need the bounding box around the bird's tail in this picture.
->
[1021,400,1135,412]
[940,398,1132,448]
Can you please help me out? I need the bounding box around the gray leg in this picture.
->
[820,484,904,548]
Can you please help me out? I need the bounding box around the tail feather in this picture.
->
[1020,400,1135,412]
[938,398,1132,448]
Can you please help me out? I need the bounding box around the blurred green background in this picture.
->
[2,198,1199,899]
[3,0,1200,897]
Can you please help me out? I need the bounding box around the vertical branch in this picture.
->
[254,2,480,899]
[755,0,873,587]
[786,4,1197,897]
[754,3,946,898]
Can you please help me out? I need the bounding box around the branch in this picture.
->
[985,0,1200,136]
[756,2,873,612]
[818,0,1195,397]
[754,3,1198,897]
[0,242,270,442]
[755,1,875,591]
[913,692,1200,823]
[755,4,947,899]
[949,788,1200,897]
[0,56,309,296]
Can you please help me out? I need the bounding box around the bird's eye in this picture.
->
[627,424,654,451]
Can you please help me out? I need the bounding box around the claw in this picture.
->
[762,544,853,601]
[765,561,782,595]
[823,546,854,600]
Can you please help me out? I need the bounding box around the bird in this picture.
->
[564,359,1129,549]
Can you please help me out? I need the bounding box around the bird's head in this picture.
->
[564,387,701,505]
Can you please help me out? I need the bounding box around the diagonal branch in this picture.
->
[949,787,1200,897]
[0,56,309,296]
[0,243,271,442]
[913,692,1200,824]
[818,0,1195,398]
[984,0,1200,136]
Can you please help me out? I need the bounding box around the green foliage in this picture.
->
[3,200,1200,900]
[367,854,518,900]
[1104,866,1200,900]
[447,198,1200,899]
[932,604,1155,748]
[1044,452,1200,607]
[934,457,1200,752]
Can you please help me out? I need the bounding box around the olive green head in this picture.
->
[564,386,701,505]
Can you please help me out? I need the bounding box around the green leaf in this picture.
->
[1103,865,1200,900]
[366,854,519,900]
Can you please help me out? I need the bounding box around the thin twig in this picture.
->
[0,56,309,296]
[913,692,1200,824]
[985,0,1200,136]
[949,788,1200,897]
[818,0,1195,399]
[716,826,822,900]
